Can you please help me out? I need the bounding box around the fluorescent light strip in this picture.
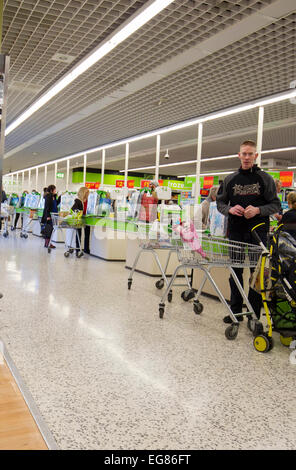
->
[5,90,296,177]
[178,171,233,178]
[5,0,174,136]
[119,154,238,172]
[120,146,296,173]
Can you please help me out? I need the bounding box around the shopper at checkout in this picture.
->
[139,180,159,223]
[11,190,28,231]
[71,187,90,256]
[41,184,60,249]
[216,139,281,323]
[281,191,296,240]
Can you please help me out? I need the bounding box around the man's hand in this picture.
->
[244,205,260,219]
[229,205,245,216]
[274,213,282,222]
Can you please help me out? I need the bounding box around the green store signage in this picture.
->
[184,175,219,189]
[72,171,185,189]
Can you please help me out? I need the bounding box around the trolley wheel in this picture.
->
[77,251,84,258]
[253,334,270,353]
[69,249,74,254]
[155,279,165,290]
[128,280,132,290]
[193,301,203,315]
[181,289,196,302]
[167,290,173,303]
[23,234,28,239]
[48,247,51,254]
[247,318,264,336]
[3,232,8,238]
[225,324,239,340]
[0,293,3,299]
[64,252,70,258]
[159,307,164,319]
[268,336,274,351]
[280,335,293,347]
[20,233,23,238]
[289,350,296,365]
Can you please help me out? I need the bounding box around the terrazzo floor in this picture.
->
[0,232,296,450]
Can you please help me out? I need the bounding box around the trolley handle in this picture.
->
[251,223,268,252]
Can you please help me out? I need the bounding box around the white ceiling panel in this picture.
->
[2,0,296,175]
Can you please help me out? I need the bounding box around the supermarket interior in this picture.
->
[0,0,296,451]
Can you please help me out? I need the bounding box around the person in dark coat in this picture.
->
[217,139,281,323]
[41,184,60,249]
[0,189,8,230]
[281,192,296,239]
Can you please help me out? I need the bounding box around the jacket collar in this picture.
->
[239,164,261,175]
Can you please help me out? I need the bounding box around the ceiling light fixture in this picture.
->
[178,171,233,178]
[4,89,296,177]
[5,0,174,137]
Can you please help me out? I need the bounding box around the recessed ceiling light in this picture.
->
[51,53,76,64]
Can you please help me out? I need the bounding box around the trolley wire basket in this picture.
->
[50,213,85,257]
[177,235,262,268]
[51,213,85,229]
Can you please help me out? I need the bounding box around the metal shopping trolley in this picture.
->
[127,226,193,303]
[158,234,263,340]
[50,213,85,257]
[1,204,15,237]
[20,208,37,238]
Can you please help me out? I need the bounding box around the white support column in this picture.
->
[195,123,203,205]
[124,143,129,187]
[66,159,70,191]
[28,170,31,192]
[44,166,47,188]
[257,106,264,166]
[36,167,39,192]
[155,134,161,182]
[101,149,105,189]
[16,173,19,193]
[83,154,87,186]
[54,163,57,186]
[22,172,24,192]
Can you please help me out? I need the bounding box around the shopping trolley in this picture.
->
[158,234,263,340]
[1,204,15,237]
[20,208,37,238]
[127,228,193,303]
[50,213,85,257]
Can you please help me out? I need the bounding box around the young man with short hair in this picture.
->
[216,140,281,323]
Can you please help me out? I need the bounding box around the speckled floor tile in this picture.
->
[0,233,296,450]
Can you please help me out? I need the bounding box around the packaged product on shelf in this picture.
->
[209,201,228,237]
[116,201,129,221]
[127,190,141,219]
[98,192,112,217]
[8,193,19,207]
[86,191,99,215]
[60,192,75,212]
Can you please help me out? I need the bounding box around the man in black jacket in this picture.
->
[216,140,281,323]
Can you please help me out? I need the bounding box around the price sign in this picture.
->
[116,180,125,188]
[85,182,100,189]
[203,176,214,189]
[127,180,134,188]
[141,180,151,188]
[280,171,293,187]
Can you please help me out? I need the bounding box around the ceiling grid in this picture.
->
[2,0,296,174]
